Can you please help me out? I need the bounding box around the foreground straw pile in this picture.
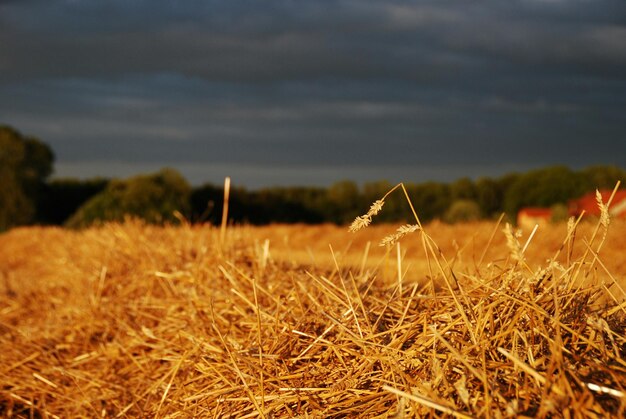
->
[1,199,625,416]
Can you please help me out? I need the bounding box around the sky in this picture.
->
[1,0,625,188]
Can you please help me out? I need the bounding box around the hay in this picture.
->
[1,215,625,417]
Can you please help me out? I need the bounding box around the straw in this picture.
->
[0,212,625,416]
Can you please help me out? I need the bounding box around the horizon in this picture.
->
[49,159,560,189]
[49,160,623,191]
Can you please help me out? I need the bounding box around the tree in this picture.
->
[503,166,586,217]
[450,177,477,201]
[190,183,223,223]
[65,168,191,228]
[0,125,54,230]
[38,178,109,225]
[580,165,626,191]
[475,177,502,218]
[405,182,451,222]
[327,180,361,224]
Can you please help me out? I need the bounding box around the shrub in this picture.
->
[66,168,191,228]
[443,199,482,224]
[550,203,569,223]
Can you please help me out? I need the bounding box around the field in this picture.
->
[1,213,626,417]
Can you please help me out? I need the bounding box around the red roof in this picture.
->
[569,190,626,217]
[517,207,553,227]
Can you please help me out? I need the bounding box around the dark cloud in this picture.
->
[2,1,624,83]
[0,0,625,186]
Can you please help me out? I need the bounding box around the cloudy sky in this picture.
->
[1,0,625,188]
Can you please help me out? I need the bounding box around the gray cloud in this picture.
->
[2,1,625,82]
[0,0,625,186]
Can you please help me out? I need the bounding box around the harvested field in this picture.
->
[1,214,626,417]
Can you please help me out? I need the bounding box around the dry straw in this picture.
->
[503,222,525,263]
[1,184,625,417]
[379,224,421,247]
[349,199,384,232]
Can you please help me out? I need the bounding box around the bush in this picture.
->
[550,203,569,223]
[444,199,482,224]
[66,168,191,228]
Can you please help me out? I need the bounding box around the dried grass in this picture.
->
[1,187,625,417]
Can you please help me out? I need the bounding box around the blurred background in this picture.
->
[1,0,625,229]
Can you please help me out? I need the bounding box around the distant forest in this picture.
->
[2,124,625,231]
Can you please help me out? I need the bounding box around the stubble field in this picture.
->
[1,216,625,417]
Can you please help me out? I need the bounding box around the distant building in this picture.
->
[569,190,626,219]
[517,207,552,229]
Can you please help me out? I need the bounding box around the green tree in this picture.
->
[580,165,626,191]
[450,177,477,201]
[327,180,361,224]
[475,177,502,218]
[0,125,54,230]
[405,182,451,222]
[503,166,586,218]
[66,168,191,228]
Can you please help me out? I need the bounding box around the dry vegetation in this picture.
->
[1,189,626,417]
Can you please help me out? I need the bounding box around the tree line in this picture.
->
[1,124,624,231]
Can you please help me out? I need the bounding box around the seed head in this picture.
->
[349,199,385,232]
[379,224,420,247]
[368,200,384,217]
[503,223,524,263]
[595,190,610,229]
[349,215,372,233]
